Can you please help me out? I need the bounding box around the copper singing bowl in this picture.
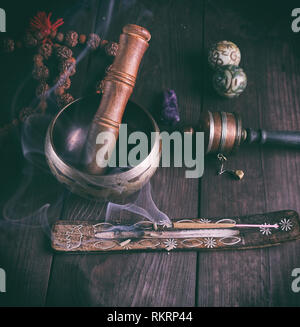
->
[45,95,161,201]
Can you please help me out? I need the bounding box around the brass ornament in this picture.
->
[216,153,244,181]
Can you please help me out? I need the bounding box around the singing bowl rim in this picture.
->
[45,95,161,200]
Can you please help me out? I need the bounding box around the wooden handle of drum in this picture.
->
[84,24,151,174]
[246,128,300,148]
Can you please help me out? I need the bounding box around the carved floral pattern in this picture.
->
[199,219,211,224]
[260,223,272,236]
[203,237,217,248]
[279,218,293,231]
[164,239,177,251]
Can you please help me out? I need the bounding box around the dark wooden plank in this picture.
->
[0,0,100,306]
[198,0,300,306]
[0,170,64,306]
[46,173,197,307]
[256,34,300,306]
[197,0,272,307]
[46,0,203,306]
[0,1,68,306]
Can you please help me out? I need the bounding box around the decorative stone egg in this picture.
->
[212,65,247,98]
[208,41,241,69]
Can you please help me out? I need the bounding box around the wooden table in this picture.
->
[0,0,300,306]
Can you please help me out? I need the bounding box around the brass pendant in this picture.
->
[216,153,244,180]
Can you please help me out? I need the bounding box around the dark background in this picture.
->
[0,0,300,306]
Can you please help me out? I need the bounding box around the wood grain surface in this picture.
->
[0,0,300,307]
[198,0,300,306]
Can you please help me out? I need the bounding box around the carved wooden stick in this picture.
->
[83,24,151,174]
[94,229,239,239]
[172,222,278,229]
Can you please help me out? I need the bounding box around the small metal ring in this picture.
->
[206,111,214,154]
[219,112,227,152]
[233,112,242,152]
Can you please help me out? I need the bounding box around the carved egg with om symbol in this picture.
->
[208,40,241,69]
[212,65,247,98]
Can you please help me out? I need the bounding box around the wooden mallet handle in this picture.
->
[84,24,151,174]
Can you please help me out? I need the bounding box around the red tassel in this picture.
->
[30,12,64,43]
